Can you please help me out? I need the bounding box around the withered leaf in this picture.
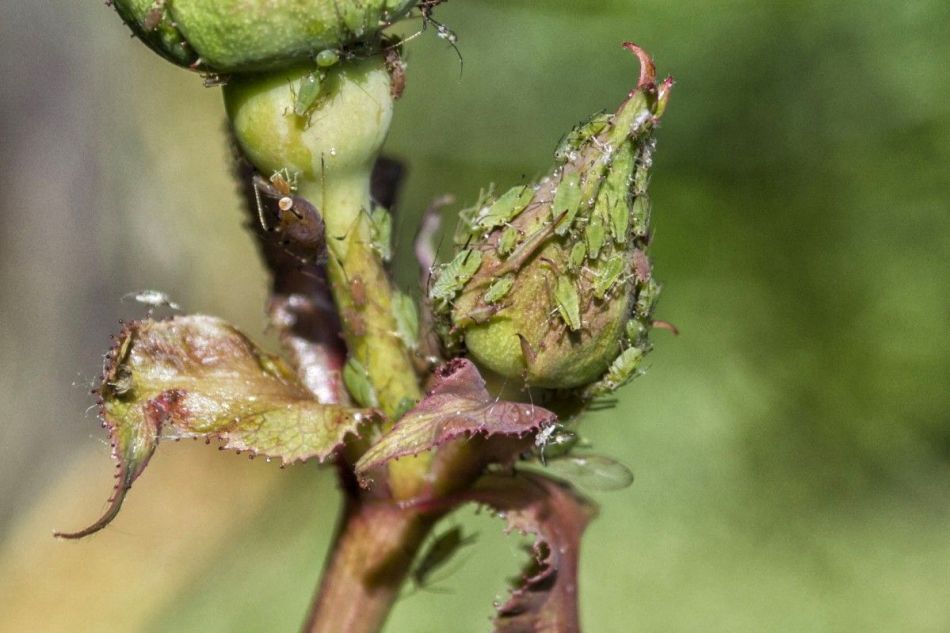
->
[354,358,556,485]
[471,472,598,633]
[56,315,376,539]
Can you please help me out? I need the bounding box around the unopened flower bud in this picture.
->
[110,0,417,73]
[432,43,672,392]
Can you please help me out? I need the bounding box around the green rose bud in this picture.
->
[432,43,673,392]
[110,0,417,73]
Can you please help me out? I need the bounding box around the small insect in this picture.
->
[429,249,482,311]
[630,194,651,238]
[473,184,533,232]
[349,276,367,306]
[293,71,323,118]
[122,289,180,311]
[497,225,520,257]
[584,215,606,259]
[534,423,579,465]
[587,345,644,397]
[391,290,420,350]
[553,111,612,165]
[252,172,327,266]
[608,194,630,243]
[553,276,582,332]
[568,242,587,272]
[342,357,378,408]
[482,275,514,304]
[593,255,624,300]
[383,46,407,99]
[369,206,393,262]
[411,526,478,591]
[552,171,583,236]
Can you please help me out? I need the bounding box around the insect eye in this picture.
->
[278,197,294,212]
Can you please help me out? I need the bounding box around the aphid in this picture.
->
[593,255,624,300]
[588,345,644,396]
[497,225,519,257]
[473,185,533,232]
[635,277,661,318]
[342,357,378,408]
[584,215,606,259]
[383,46,407,99]
[391,290,420,350]
[293,72,323,118]
[482,275,514,304]
[545,453,634,491]
[252,173,326,265]
[122,289,180,311]
[411,526,477,590]
[553,112,611,164]
[553,277,581,331]
[350,276,367,306]
[430,249,482,310]
[552,171,583,235]
[631,194,651,238]
[369,206,393,262]
[534,423,579,465]
[568,241,587,271]
[393,396,417,421]
[608,194,629,243]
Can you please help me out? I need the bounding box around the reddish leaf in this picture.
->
[55,315,376,539]
[354,359,556,485]
[471,473,598,633]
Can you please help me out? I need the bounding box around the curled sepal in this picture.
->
[55,315,377,539]
[471,473,598,633]
[354,359,556,485]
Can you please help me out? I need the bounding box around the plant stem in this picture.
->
[300,476,435,633]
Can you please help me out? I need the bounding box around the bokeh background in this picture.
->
[1,1,948,631]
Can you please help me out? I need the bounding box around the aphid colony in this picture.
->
[427,46,671,394]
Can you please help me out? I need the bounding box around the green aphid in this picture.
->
[552,171,584,236]
[430,249,483,308]
[369,206,393,262]
[625,318,648,344]
[343,357,378,408]
[593,255,624,300]
[553,277,582,331]
[316,48,341,68]
[293,71,323,118]
[631,195,651,238]
[483,275,514,304]
[391,290,420,350]
[588,346,644,397]
[585,215,606,260]
[609,194,629,243]
[635,277,661,318]
[497,226,519,257]
[569,241,587,271]
[454,186,494,245]
[393,396,417,420]
[474,185,533,232]
[554,112,611,164]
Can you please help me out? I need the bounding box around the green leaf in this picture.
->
[55,315,376,539]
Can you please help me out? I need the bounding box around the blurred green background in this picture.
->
[1,1,948,632]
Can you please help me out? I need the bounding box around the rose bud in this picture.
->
[430,43,672,392]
